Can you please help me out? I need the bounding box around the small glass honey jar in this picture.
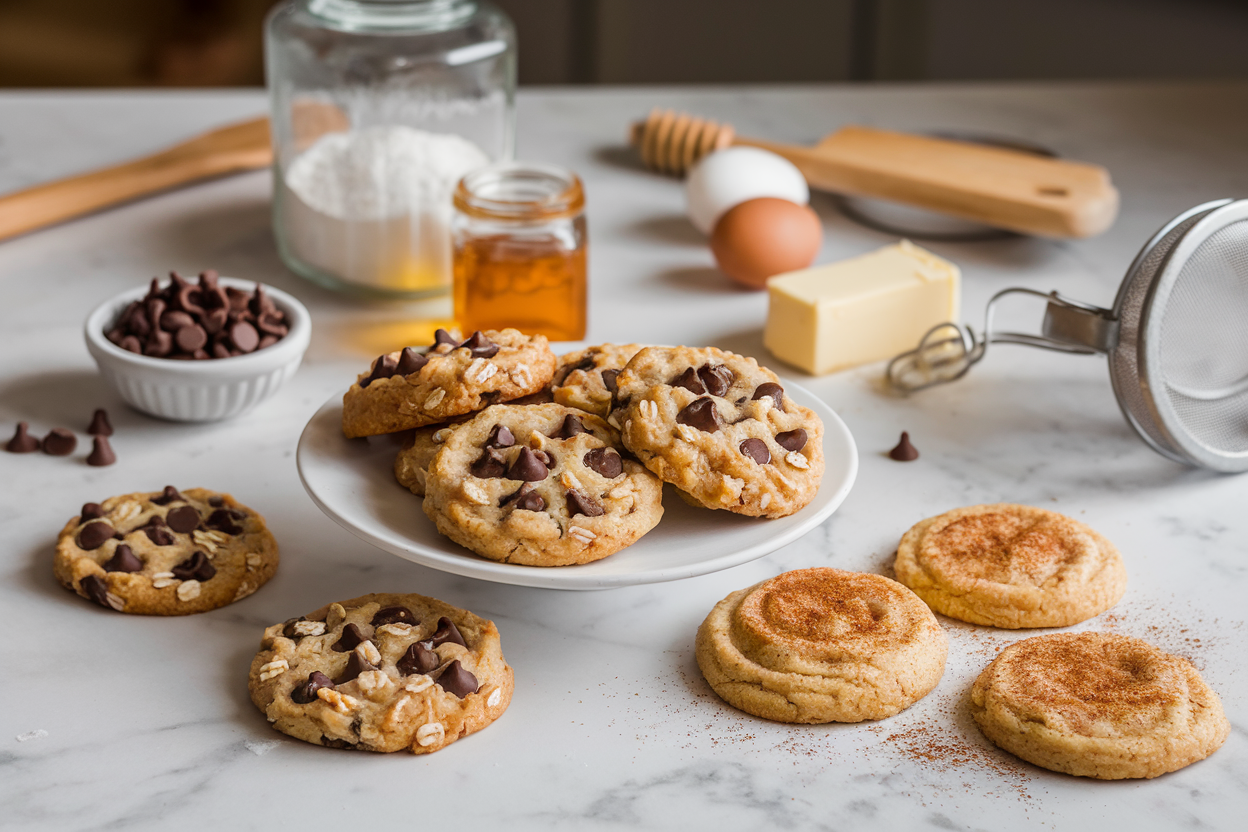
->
[451,162,587,341]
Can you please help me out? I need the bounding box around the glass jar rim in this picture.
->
[454,162,585,221]
[306,0,477,31]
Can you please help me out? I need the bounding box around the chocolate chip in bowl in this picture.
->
[84,273,311,422]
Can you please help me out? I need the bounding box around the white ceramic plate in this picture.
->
[296,384,857,590]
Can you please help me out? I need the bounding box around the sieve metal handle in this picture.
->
[887,288,1118,393]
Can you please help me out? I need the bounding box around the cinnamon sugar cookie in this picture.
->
[696,568,947,723]
[895,504,1127,628]
[971,632,1229,779]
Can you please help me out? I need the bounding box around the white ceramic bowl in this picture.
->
[84,277,312,422]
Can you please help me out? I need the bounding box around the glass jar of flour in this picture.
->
[266,0,515,298]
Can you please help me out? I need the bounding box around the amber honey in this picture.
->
[452,162,587,341]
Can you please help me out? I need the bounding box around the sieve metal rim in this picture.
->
[1138,198,1248,472]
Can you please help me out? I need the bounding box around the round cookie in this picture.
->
[249,592,513,753]
[895,504,1128,628]
[610,346,823,518]
[422,403,664,566]
[342,328,557,438]
[551,343,645,417]
[696,568,948,723]
[970,632,1229,779]
[394,422,467,497]
[54,486,278,615]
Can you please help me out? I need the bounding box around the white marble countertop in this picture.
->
[2,83,1246,831]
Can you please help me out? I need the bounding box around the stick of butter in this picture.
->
[764,240,960,375]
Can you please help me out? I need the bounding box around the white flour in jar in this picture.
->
[278,125,489,293]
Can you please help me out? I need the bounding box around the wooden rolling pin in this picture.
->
[630,109,1119,238]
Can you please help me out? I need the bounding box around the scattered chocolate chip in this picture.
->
[229,320,260,353]
[513,487,546,511]
[160,309,195,332]
[291,671,334,704]
[506,447,549,482]
[436,660,479,698]
[166,505,201,533]
[471,448,508,478]
[205,509,243,535]
[397,641,440,676]
[583,447,623,478]
[487,425,515,448]
[80,503,105,523]
[77,522,115,550]
[566,490,604,517]
[87,436,116,467]
[332,623,367,652]
[87,409,113,437]
[175,324,208,353]
[372,606,417,627]
[208,496,224,507]
[433,328,460,350]
[601,368,620,394]
[144,328,174,358]
[533,449,556,469]
[740,438,771,464]
[553,415,587,439]
[889,431,920,461]
[153,486,183,505]
[42,428,77,456]
[460,331,500,358]
[395,347,428,376]
[172,550,216,581]
[120,335,142,353]
[6,422,40,453]
[211,341,231,359]
[676,398,723,433]
[80,574,121,611]
[775,429,808,452]
[752,383,785,409]
[144,525,175,546]
[430,617,467,648]
[698,364,734,396]
[320,737,357,749]
[101,543,142,573]
[360,353,398,388]
[671,367,706,394]
[500,482,538,509]
[335,649,378,684]
[282,619,306,639]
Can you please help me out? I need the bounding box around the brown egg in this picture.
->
[710,197,823,289]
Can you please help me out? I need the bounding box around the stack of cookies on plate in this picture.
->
[341,330,826,566]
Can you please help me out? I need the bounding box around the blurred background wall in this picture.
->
[1,0,1246,88]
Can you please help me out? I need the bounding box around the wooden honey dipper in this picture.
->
[629,108,1119,239]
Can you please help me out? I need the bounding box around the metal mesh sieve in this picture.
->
[887,198,1248,472]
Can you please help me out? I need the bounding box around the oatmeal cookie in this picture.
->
[54,486,278,615]
[551,343,645,417]
[249,592,513,753]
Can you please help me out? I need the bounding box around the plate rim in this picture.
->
[296,382,858,590]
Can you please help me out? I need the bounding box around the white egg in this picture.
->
[685,147,810,235]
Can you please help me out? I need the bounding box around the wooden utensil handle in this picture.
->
[738,127,1118,239]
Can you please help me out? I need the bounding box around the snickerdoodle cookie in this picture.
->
[970,632,1229,779]
[895,504,1127,628]
[696,568,947,723]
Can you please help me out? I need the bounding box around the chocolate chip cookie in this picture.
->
[394,421,467,497]
[551,343,645,417]
[422,403,664,566]
[342,328,557,438]
[54,486,278,615]
[249,592,513,753]
[610,346,824,518]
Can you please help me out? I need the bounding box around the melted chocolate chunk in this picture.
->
[775,429,808,452]
[360,353,398,388]
[582,447,623,479]
[487,425,515,448]
[80,503,105,523]
[505,447,549,481]
[291,671,334,704]
[888,431,919,462]
[460,331,500,358]
[42,428,77,456]
[205,509,244,535]
[601,368,620,395]
[553,414,587,439]
[676,397,723,433]
[740,438,771,464]
[144,525,175,546]
[395,347,428,376]
[372,606,418,627]
[77,522,116,550]
[86,436,116,467]
[566,490,605,517]
[471,448,508,479]
[103,544,143,573]
[152,486,183,505]
[5,421,39,453]
[698,364,734,397]
[430,617,467,648]
[397,641,440,676]
[752,383,785,409]
[166,505,200,534]
[436,660,479,699]
[172,551,216,582]
[80,574,119,610]
[332,623,367,653]
[671,367,706,394]
[335,649,378,684]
